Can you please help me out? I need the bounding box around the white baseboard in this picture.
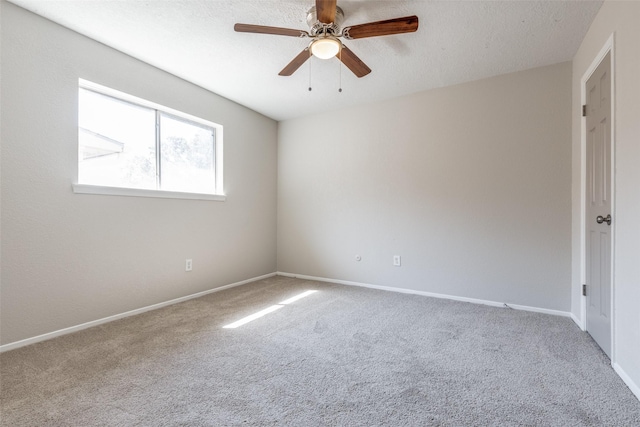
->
[570,312,586,330]
[276,272,572,318]
[613,363,640,402]
[0,272,277,353]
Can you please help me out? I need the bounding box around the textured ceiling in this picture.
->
[8,0,602,121]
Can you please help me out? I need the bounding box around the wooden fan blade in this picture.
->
[339,45,371,78]
[316,0,337,24]
[342,16,419,40]
[234,23,308,38]
[279,49,311,76]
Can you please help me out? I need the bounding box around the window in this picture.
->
[74,80,224,200]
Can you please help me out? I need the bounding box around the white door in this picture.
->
[585,51,612,358]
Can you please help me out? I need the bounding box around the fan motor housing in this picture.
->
[307,6,344,36]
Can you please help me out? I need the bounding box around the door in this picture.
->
[585,51,612,358]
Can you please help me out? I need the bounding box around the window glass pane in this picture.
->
[78,89,156,189]
[159,114,215,194]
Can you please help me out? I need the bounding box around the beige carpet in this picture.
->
[2,275,639,426]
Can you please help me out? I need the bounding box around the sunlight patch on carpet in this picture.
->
[223,290,318,329]
[279,290,318,305]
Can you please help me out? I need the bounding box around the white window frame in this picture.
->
[73,79,225,201]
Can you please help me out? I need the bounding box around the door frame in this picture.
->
[580,33,616,361]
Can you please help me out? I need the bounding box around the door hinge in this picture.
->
[582,284,587,296]
[582,104,587,117]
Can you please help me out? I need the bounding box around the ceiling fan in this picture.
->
[234,0,419,78]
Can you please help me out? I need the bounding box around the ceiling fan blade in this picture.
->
[234,23,308,38]
[279,48,311,76]
[339,45,371,78]
[316,0,337,24]
[342,16,419,40]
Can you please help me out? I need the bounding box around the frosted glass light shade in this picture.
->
[310,37,341,59]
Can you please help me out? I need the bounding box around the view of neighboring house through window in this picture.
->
[78,81,220,196]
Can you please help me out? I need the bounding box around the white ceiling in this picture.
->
[8,0,602,121]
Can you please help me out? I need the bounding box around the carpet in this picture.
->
[2,275,639,426]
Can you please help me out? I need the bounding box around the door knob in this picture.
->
[596,214,612,225]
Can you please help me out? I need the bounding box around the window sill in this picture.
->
[72,183,226,201]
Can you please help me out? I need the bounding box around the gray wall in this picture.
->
[0,2,278,345]
[278,62,572,311]
[571,0,640,398]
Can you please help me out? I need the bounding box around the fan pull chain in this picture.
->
[308,56,312,92]
[338,49,343,93]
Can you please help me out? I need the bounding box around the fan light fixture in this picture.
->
[310,36,341,59]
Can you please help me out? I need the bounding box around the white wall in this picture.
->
[0,2,278,345]
[571,1,640,398]
[278,62,572,312]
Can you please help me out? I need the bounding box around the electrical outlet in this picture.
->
[185,259,193,272]
[393,255,401,267]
